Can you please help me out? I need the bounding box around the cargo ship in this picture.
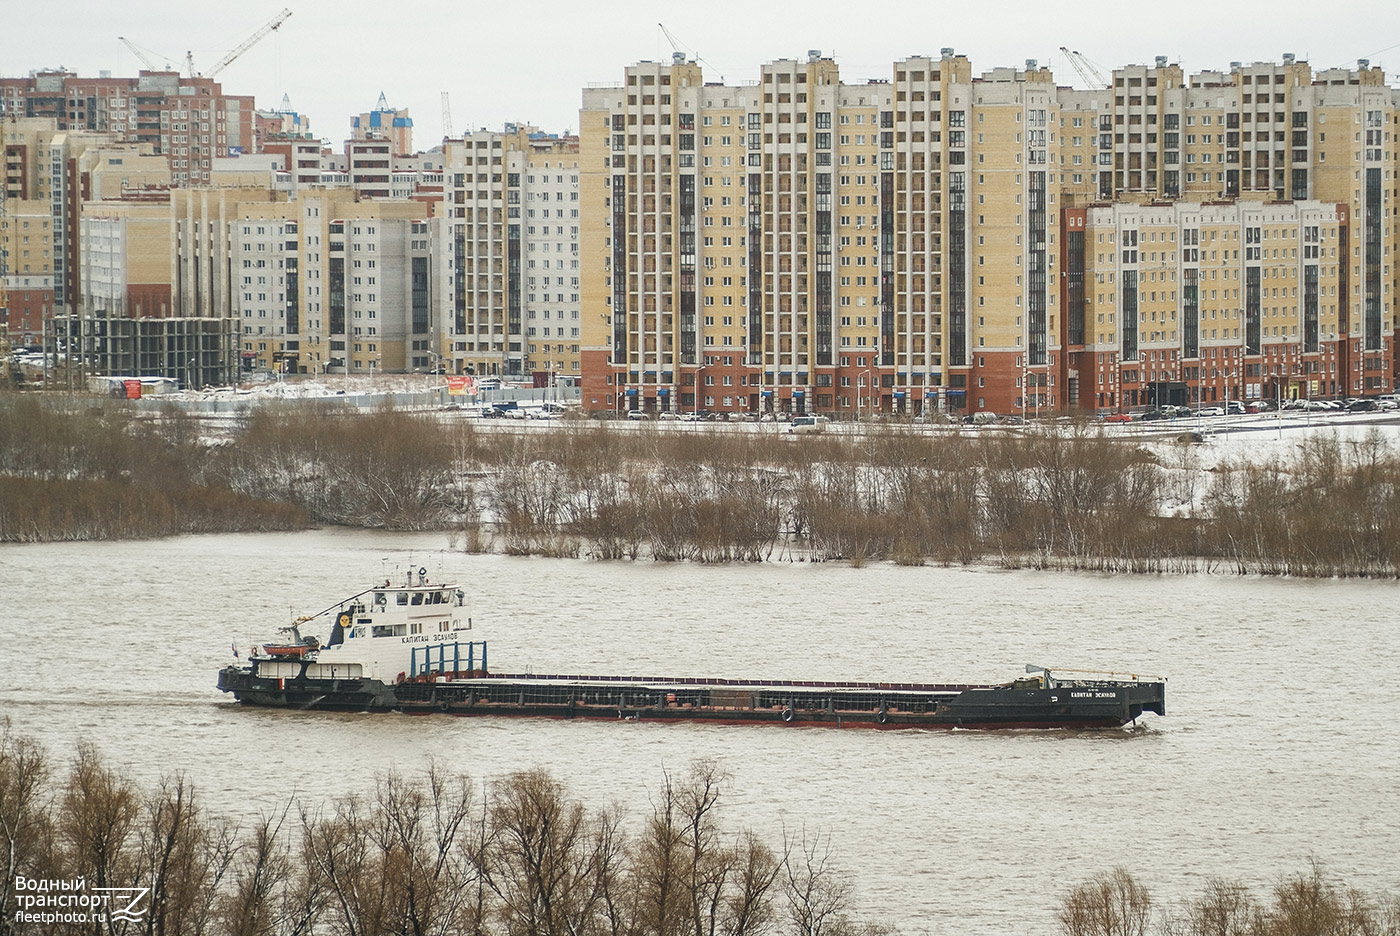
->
[216,572,1166,730]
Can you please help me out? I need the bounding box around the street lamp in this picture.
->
[856,366,873,421]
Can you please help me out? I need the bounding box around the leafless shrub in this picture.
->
[13,393,1400,577]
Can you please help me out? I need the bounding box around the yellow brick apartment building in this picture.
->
[578,51,1398,415]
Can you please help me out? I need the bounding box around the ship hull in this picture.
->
[218,667,1164,730]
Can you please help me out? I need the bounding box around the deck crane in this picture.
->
[205,9,292,78]
[1059,47,1110,89]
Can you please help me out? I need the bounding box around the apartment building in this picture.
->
[0,199,53,346]
[580,51,1399,416]
[0,70,255,186]
[1068,200,1347,409]
[351,94,414,156]
[581,50,1011,415]
[254,95,314,151]
[1053,56,1398,408]
[441,127,580,379]
[168,188,434,376]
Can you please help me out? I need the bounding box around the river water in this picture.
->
[2,529,1397,932]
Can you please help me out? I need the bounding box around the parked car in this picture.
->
[1348,399,1379,412]
[1196,406,1225,417]
[788,415,830,434]
[1226,400,1246,415]
[657,411,681,420]
[626,410,649,420]
[1104,412,1133,423]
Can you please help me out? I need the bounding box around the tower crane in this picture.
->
[119,9,291,80]
[206,9,292,78]
[658,23,721,80]
[441,91,454,140]
[119,37,166,71]
[1059,47,1110,89]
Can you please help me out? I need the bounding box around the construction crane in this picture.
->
[658,23,721,80]
[205,9,292,78]
[119,9,291,80]
[441,91,454,141]
[119,37,166,71]
[1059,47,1110,89]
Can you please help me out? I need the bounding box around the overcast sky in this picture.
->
[5,0,1398,150]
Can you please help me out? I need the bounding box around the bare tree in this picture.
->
[221,799,318,936]
[0,720,54,926]
[1158,878,1261,936]
[481,768,618,936]
[1057,868,1152,936]
[57,743,142,936]
[781,830,852,936]
[134,774,236,936]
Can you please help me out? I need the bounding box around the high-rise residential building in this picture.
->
[351,93,413,156]
[440,126,580,379]
[1070,200,1347,409]
[0,70,255,186]
[580,51,1399,416]
[0,198,53,347]
[169,187,434,376]
[3,120,151,319]
[255,94,314,150]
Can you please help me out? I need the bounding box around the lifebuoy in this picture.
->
[876,709,888,725]
[418,566,428,578]
[781,708,795,723]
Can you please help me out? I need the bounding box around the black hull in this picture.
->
[218,667,1164,730]
[216,667,397,711]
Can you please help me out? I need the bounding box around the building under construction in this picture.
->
[47,312,238,390]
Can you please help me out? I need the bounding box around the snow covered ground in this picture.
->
[166,373,451,402]
[151,373,1400,470]
[1101,408,1400,470]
